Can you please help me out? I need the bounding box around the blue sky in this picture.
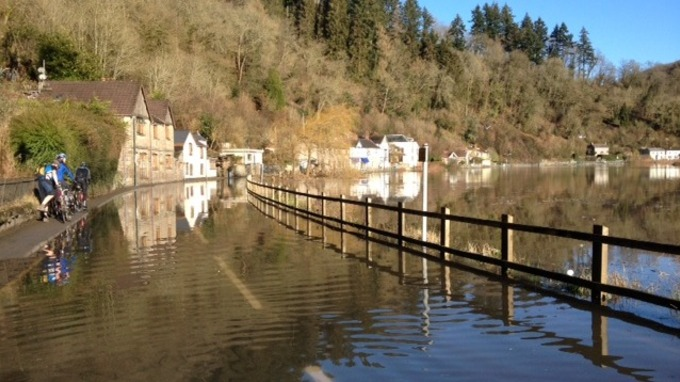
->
[417,0,680,67]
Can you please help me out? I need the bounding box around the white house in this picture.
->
[349,138,389,171]
[174,131,217,179]
[640,147,680,161]
[372,134,420,169]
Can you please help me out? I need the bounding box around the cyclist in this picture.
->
[36,160,61,221]
[75,162,91,209]
[55,153,75,188]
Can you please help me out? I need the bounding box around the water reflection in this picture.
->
[649,164,680,180]
[350,171,421,203]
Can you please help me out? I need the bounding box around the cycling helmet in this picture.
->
[56,153,67,161]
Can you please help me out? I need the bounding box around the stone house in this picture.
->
[44,81,176,186]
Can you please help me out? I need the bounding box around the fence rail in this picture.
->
[246,178,680,312]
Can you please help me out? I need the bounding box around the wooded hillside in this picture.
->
[1,0,679,175]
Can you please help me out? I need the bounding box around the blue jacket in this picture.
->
[57,163,75,183]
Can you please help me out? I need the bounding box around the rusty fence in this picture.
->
[0,177,36,206]
[246,178,680,312]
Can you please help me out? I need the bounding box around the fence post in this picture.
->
[397,202,404,249]
[321,192,326,245]
[340,195,346,254]
[294,192,299,232]
[306,193,311,237]
[440,207,450,260]
[592,224,609,305]
[501,214,514,278]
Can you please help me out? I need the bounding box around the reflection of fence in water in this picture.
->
[247,179,680,317]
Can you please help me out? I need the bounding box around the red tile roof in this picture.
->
[42,81,144,116]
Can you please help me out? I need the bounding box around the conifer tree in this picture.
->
[532,17,549,64]
[447,14,467,51]
[482,3,502,40]
[347,0,380,79]
[420,8,438,61]
[470,5,485,36]
[499,4,518,51]
[576,27,596,79]
[401,0,422,57]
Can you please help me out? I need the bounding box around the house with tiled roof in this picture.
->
[43,81,178,186]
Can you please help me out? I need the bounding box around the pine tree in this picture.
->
[447,14,467,51]
[499,4,518,51]
[420,8,438,61]
[532,17,548,64]
[576,27,596,79]
[470,5,485,36]
[347,0,380,79]
[482,2,502,40]
[401,0,422,57]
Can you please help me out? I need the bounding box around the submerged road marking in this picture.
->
[214,256,263,310]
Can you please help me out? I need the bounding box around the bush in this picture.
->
[9,100,126,186]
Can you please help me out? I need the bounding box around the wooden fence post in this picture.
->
[592,224,609,305]
[340,195,346,254]
[440,207,450,260]
[501,214,514,278]
[397,202,404,249]
[321,192,326,245]
[306,193,311,237]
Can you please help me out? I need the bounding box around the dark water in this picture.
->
[0,177,679,381]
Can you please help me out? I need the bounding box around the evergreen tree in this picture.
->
[447,14,467,51]
[382,0,402,39]
[347,0,380,79]
[322,0,349,58]
[548,22,573,64]
[576,27,596,79]
[420,8,438,61]
[401,0,422,57]
[499,4,518,51]
[470,5,485,36]
[532,17,548,64]
[482,2,502,40]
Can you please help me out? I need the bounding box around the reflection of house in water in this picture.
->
[594,165,609,185]
[463,168,492,186]
[118,184,178,254]
[649,165,680,180]
[350,172,420,203]
[177,180,218,232]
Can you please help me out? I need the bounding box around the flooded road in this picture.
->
[0,178,678,381]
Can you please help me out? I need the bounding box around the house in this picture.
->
[174,131,217,179]
[443,147,491,166]
[586,143,609,157]
[640,147,680,161]
[218,144,264,176]
[371,134,420,169]
[349,138,389,171]
[43,80,176,186]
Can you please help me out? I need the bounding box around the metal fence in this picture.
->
[0,177,36,205]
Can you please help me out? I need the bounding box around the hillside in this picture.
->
[1,0,679,175]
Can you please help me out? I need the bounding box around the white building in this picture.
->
[174,131,217,179]
[349,138,389,171]
[372,134,420,169]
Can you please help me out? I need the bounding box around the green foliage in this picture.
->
[9,101,125,185]
[264,69,286,110]
[38,33,101,80]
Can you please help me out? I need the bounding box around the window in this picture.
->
[166,126,172,140]
[136,120,146,135]
[188,143,193,156]
[153,124,159,139]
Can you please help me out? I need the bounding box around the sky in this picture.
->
[417,0,680,67]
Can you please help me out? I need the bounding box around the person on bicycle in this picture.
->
[55,153,75,189]
[75,162,91,209]
[37,160,61,221]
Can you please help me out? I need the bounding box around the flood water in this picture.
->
[0,168,679,381]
